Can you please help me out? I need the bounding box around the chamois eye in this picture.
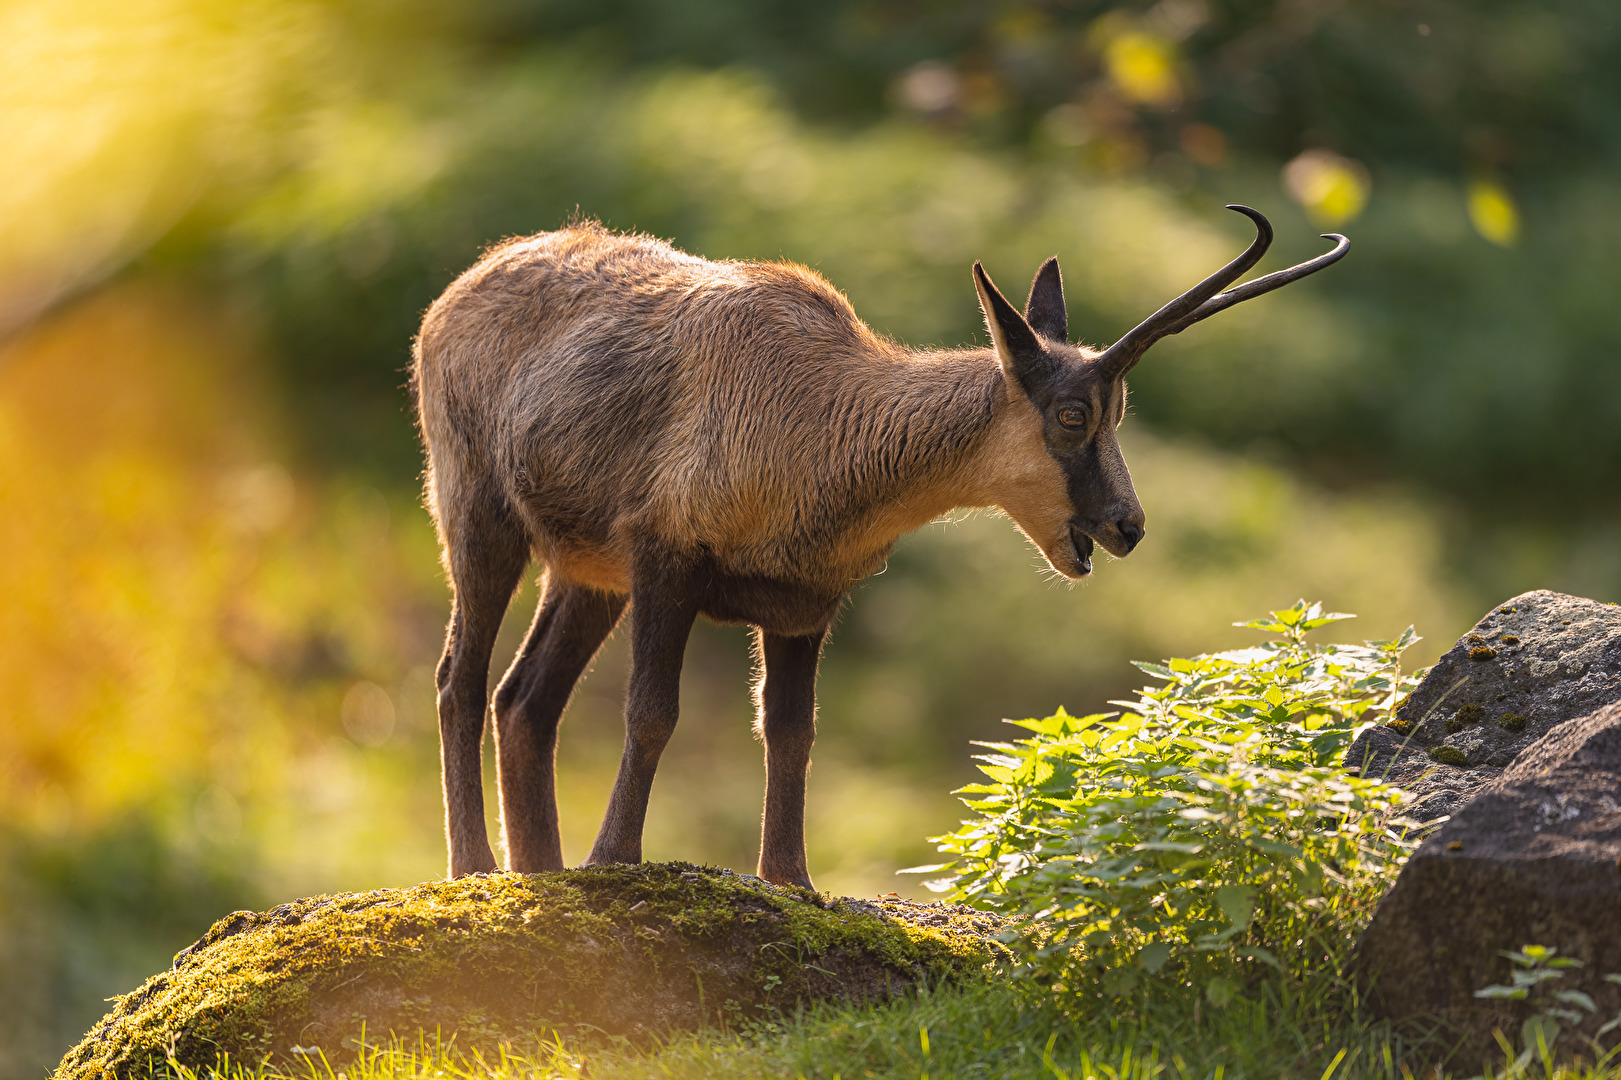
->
[1056,406,1088,430]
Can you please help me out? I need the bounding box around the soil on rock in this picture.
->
[55,863,1003,1080]
[1355,698,1621,1066]
[1344,590,1621,822]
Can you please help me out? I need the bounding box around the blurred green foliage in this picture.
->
[473,0,1621,178]
[143,0,1621,517]
[0,818,262,1077]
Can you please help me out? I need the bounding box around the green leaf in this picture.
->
[1521,1015,1560,1055]
[1553,989,1596,1012]
[1136,942,1172,974]
[1215,884,1255,931]
[1235,617,1290,633]
[1102,967,1140,997]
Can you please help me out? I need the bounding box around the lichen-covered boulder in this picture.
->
[1344,590,1621,822]
[1354,700,1621,1065]
[55,863,1002,1079]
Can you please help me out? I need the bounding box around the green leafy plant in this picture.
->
[912,601,1421,1000]
[1475,945,1621,1069]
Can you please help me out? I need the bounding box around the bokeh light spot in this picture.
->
[341,681,396,747]
[1105,31,1181,107]
[1467,179,1520,246]
[1282,150,1371,226]
[1178,123,1227,166]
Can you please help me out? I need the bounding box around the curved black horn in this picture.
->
[1157,232,1350,337]
[1096,204,1273,379]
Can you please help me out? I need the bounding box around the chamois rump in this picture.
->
[413,205,1347,888]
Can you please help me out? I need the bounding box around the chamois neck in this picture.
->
[838,345,1009,536]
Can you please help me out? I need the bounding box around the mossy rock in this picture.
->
[56,863,1003,1078]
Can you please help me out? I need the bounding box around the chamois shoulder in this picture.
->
[684,258,892,360]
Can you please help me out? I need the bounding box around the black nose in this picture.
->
[1117,519,1144,553]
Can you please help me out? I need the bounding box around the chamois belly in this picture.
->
[697,571,845,637]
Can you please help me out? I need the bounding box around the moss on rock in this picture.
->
[1429,745,1469,766]
[55,863,1002,1079]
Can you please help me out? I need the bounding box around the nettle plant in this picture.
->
[1475,945,1621,1068]
[914,602,1421,1001]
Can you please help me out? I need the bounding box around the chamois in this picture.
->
[413,205,1347,887]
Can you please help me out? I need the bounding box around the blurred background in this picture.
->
[2,0,1618,1072]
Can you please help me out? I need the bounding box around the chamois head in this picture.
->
[973,204,1348,579]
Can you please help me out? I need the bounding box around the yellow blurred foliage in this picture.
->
[1104,31,1182,107]
[1282,149,1371,227]
[0,287,450,889]
[0,290,256,819]
[1467,179,1521,247]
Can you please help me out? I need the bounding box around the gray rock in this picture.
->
[1344,590,1621,822]
[1354,700,1621,1066]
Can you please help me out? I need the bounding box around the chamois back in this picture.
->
[414,223,1001,595]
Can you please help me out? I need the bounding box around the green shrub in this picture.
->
[914,601,1420,1001]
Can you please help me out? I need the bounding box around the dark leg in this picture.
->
[435,516,529,878]
[584,575,699,867]
[755,628,826,889]
[492,579,626,872]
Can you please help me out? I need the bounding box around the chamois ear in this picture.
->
[973,262,1053,394]
[1024,257,1067,343]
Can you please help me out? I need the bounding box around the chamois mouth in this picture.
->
[1069,526,1094,577]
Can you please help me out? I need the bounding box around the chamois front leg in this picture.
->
[755,629,826,890]
[584,575,699,867]
[493,580,627,873]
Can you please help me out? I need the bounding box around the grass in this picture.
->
[129,974,1621,1080]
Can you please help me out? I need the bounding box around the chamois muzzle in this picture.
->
[1097,205,1349,380]
[1069,526,1095,576]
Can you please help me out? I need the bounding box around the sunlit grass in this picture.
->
[129,977,1621,1080]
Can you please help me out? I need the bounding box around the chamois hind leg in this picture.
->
[584,570,700,867]
[493,578,626,873]
[435,505,530,879]
[755,629,826,890]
